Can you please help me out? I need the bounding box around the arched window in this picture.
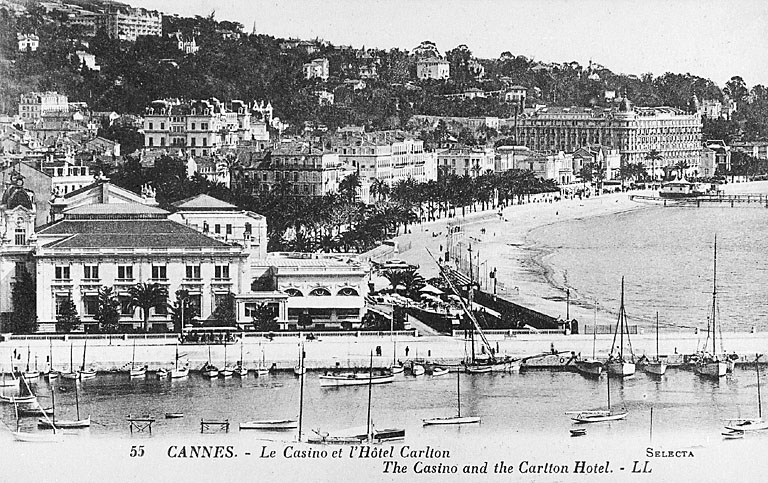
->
[285,288,303,297]
[337,287,358,296]
[309,287,331,296]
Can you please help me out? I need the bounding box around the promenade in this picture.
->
[2,330,766,372]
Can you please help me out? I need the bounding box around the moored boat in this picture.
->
[319,372,394,387]
[568,361,628,424]
[431,367,449,377]
[574,359,604,377]
[239,419,298,430]
[165,412,184,419]
[695,236,730,379]
[412,364,425,376]
[606,277,636,377]
[423,370,481,426]
[643,313,668,376]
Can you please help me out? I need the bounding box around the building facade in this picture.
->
[512,102,701,178]
[96,6,162,41]
[303,58,330,80]
[436,146,495,178]
[18,92,69,121]
[416,58,450,80]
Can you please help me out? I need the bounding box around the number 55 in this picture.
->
[130,445,145,457]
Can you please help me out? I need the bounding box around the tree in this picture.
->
[169,289,197,332]
[11,267,36,333]
[211,292,237,326]
[644,149,664,180]
[56,299,80,333]
[129,282,168,332]
[95,286,121,333]
[252,303,279,331]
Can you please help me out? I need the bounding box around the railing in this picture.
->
[242,330,418,338]
[452,329,566,337]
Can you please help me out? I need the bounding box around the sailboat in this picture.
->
[643,313,667,376]
[695,236,728,378]
[423,370,481,425]
[0,367,36,403]
[38,377,90,429]
[78,341,96,380]
[293,343,306,375]
[256,346,269,376]
[1,350,20,389]
[129,340,146,378]
[201,346,219,378]
[45,340,59,380]
[24,347,40,379]
[574,305,604,377]
[234,339,248,378]
[61,343,78,380]
[724,355,768,432]
[310,352,404,444]
[240,344,301,432]
[568,366,628,423]
[12,376,62,443]
[606,277,636,377]
[428,247,516,373]
[219,343,234,378]
[170,345,189,379]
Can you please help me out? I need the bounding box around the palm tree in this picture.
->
[645,149,663,181]
[95,286,121,333]
[129,283,168,332]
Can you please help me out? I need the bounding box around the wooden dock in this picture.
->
[631,193,768,207]
[201,419,230,433]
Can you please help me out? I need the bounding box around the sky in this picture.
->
[129,0,768,87]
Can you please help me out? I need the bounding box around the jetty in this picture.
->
[631,193,768,207]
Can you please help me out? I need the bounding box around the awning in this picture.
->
[287,296,365,310]
[419,284,444,295]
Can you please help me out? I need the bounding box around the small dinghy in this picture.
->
[722,429,744,439]
[570,428,587,437]
[431,367,449,377]
[165,412,184,419]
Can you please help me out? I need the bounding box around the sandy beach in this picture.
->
[393,180,768,329]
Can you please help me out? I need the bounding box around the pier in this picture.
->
[631,193,768,207]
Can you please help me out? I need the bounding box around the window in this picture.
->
[148,137,154,147]
[55,266,70,280]
[191,138,196,146]
[160,122,165,130]
[226,224,232,235]
[160,138,165,147]
[83,265,99,280]
[55,295,70,315]
[152,265,167,280]
[117,265,133,280]
[202,138,207,147]
[338,287,358,296]
[214,265,230,279]
[186,265,201,279]
[15,227,26,245]
[309,287,331,296]
[285,288,303,297]
[154,300,168,316]
[214,224,221,234]
[83,295,98,316]
[244,222,251,234]
[148,122,153,130]
[191,122,196,130]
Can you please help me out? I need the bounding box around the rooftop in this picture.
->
[172,194,239,211]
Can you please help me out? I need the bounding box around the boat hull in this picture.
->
[574,360,604,377]
[412,365,425,376]
[38,416,91,429]
[644,361,667,376]
[129,368,146,378]
[725,419,768,432]
[0,394,37,404]
[431,367,449,377]
[572,411,628,423]
[78,371,96,380]
[0,377,20,388]
[695,361,727,378]
[239,419,298,430]
[319,374,395,387]
[606,361,635,377]
[12,431,64,443]
[170,368,189,379]
[423,416,481,426]
[293,366,306,376]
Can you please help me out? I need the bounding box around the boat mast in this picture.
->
[468,245,475,364]
[711,236,718,355]
[26,346,30,371]
[656,312,660,361]
[298,345,305,442]
[619,277,625,360]
[49,339,54,373]
[75,378,80,420]
[592,303,597,360]
[757,355,762,419]
[131,340,136,371]
[607,364,611,411]
[81,340,87,372]
[70,343,73,374]
[175,345,179,371]
[366,351,374,442]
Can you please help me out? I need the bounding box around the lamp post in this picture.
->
[566,289,570,321]
[180,296,189,333]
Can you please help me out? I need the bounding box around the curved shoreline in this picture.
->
[394,180,768,329]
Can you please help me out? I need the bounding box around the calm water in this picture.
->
[527,203,768,331]
[1,368,765,440]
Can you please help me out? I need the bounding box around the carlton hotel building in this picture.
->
[511,100,702,178]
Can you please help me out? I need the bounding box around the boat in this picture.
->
[234,340,248,378]
[310,351,404,444]
[202,347,219,378]
[170,345,189,379]
[643,313,668,376]
[568,365,628,423]
[60,343,78,380]
[293,343,306,375]
[722,429,744,439]
[0,394,38,404]
[390,364,404,375]
[128,341,146,378]
[570,428,587,437]
[574,305,604,377]
[12,376,62,442]
[164,412,184,419]
[23,347,40,379]
[78,340,97,380]
[412,364,425,376]
[45,340,59,380]
[319,371,395,387]
[18,404,54,417]
[240,419,299,431]
[606,277,636,377]
[724,356,768,432]
[423,370,481,426]
[219,344,233,378]
[256,346,270,376]
[432,367,449,377]
[695,236,729,378]
[156,368,169,379]
[38,378,90,429]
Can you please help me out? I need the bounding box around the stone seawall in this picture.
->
[2,331,767,372]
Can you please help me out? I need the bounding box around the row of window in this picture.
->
[147,122,211,131]
[53,264,231,281]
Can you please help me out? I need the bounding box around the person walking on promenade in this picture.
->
[405,346,410,357]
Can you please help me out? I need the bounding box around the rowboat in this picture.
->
[412,364,425,376]
[239,419,298,430]
[0,394,37,404]
[431,367,449,377]
[319,372,394,387]
[38,416,91,429]
[12,430,64,443]
[570,428,587,437]
[722,429,744,439]
[165,412,184,419]
[18,405,54,417]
